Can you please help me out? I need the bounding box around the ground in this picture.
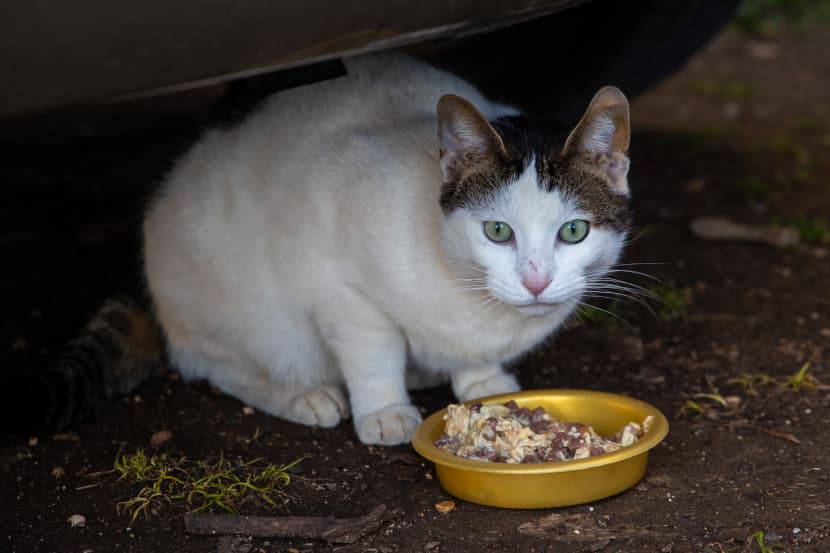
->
[2,16,830,553]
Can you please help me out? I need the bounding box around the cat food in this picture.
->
[434,400,654,464]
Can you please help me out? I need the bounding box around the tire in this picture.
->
[424,0,742,124]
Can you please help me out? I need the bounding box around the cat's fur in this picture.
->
[143,53,631,445]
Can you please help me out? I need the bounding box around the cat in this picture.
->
[142,52,632,445]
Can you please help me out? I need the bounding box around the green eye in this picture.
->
[483,221,514,243]
[558,219,590,243]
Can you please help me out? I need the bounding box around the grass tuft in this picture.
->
[774,216,830,245]
[648,284,691,321]
[782,362,817,391]
[751,530,788,552]
[679,400,704,419]
[727,372,775,396]
[112,450,305,522]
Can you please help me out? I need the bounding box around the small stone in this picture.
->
[723,102,741,119]
[425,472,433,480]
[587,538,612,552]
[820,328,830,338]
[68,514,86,527]
[242,406,255,415]
[51,467,66,478]
[724,395,741,408]
[28,437,38,447]
[793,528,801,535]
[434,500,455,514]
[746,40,779,60]
[424,541,440,551]
[149,430,172,447]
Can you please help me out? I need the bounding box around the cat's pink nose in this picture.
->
[522,275,551,297]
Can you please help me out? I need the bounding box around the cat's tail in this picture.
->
[1,296,166,435]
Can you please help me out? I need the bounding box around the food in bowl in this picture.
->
[434,400,654,464]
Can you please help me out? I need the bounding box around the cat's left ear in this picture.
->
[562,86,631,195]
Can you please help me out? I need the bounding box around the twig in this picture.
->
[758,427,801,444]
[184,504,388,545]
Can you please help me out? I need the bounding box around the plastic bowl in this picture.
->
[411,389,669,509]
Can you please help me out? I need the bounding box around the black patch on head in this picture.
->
[440,116,631,232]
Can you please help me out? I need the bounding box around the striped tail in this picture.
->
[3,296,166,434]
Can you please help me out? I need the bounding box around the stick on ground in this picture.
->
[184,504,388,545]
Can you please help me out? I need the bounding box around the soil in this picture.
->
[2,24,830,553]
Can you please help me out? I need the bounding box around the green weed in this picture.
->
[112,450,304,522]
[739,176,770,202]
[727,372,775,395]
[783,362,817,391]
[692,78,756,99]
[772,216,830,244]
[680,400,704,419]
[736,0,830,37]
[648,284,691,321]
[750,530,788,552]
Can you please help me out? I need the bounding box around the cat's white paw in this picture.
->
[355,404,422,445]
[456,372,521,402]
[284,386,349,428]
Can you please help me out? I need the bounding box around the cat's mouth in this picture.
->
[515,302,557,317]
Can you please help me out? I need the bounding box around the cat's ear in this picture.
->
[562,86,631,195]
[437,94,506,182]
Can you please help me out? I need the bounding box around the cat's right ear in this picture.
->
[437,95,506,182]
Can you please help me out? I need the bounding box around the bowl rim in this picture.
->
[411,388,669,475]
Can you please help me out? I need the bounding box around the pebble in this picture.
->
[793,528,801,535]
[149,430,173,447]
[242,406,255,415]
[434,500,455,515]
[68,514,86,527]
[724,395,742,408]
[51,467,66,478]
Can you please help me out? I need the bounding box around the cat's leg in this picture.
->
[321,300,421,445]
[451,364,521,402]
[168,328,348,427]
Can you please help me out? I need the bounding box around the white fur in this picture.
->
[143,53,626,445]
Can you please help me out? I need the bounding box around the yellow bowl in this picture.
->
[411,389,669,509]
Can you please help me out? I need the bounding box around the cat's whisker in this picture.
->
[584,280,661,300]
[575,299,635,330]
[582,290,657,318]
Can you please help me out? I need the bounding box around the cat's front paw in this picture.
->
[456,372,520,402]
[284,386,350,428]
[355,404,422,445]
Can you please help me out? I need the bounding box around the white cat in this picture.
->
[143,53,632,445]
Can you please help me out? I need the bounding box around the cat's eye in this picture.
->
[483,221,514,243]
[558,219,590,244]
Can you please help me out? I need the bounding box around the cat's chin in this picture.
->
[514,302,558,317]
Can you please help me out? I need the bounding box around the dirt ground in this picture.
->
[2,19,830,553]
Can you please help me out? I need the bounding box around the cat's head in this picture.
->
[437,87,631,317]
